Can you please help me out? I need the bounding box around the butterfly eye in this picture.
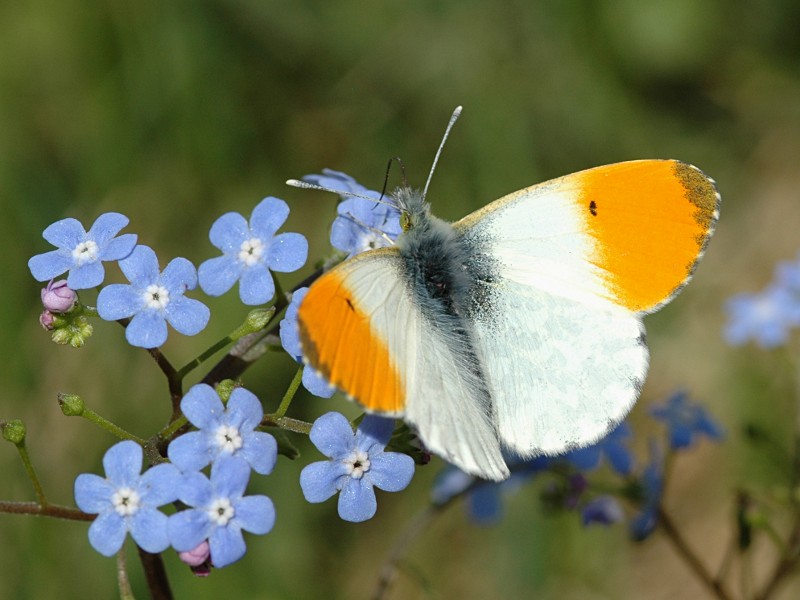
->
[400,212,412,232]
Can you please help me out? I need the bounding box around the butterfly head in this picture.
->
[395,186,430,233]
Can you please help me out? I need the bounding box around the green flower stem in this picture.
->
[0,500,94,521]
[117,547,135,600]
[176,336,236,381]
[272,367,303,419]
[16,444,47,506]
[157,415,188,442]
[81,305,99,318]
[81,407,147,446]
[262,415,312,436]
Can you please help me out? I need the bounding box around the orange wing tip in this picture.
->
[298,269,407,414]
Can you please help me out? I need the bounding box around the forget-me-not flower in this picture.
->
[300,412,414,522]
[279,287,335,398]
[581,496,625,527]
[303,170,402,258]
[28,212,137,289]
[167,384,277,475]
[650,391,724,450]
[97,245,210,348]
[74,440,181,556]
[724,286,800,348]
[630,441,664,541]
[198,197,308,305]
[168,456,275,568]
[563,422,634,475]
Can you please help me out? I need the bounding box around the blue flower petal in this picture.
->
[138,463,181,506]
[164,296,210,336]
[161,257,198,292]
[101,233,138,261]
[467,483,503,524]
[176,471,213,507]
[169,508,212,552]
[198,255,242,297]
[209,523,247,568]
[367,452,415,492]
[233,495,275,535]
[227,388,264,431]
[74,473,115,514]
[168,431,213,472]
[279,288,306,356]
[67,261,105,289]
[97,284,142,321]
[266,232,308,273]
[42,218,85,248]
[309,412,355,459]
[126,310,168,348]
[130,507,171,553]
[181,384,225,430]
[209,212,249,252]
[302,366,335,398]
[211,456,250,499]
[88,511,127,556]
[337,478,377,522]
[300,461,347,503]
[250,197,290,239]
[28,250,73,282]
[239,266,275,305]
[356,415,394,452]
[103,441,142,486]
[119,246,159,288]
[87,213,129,245]
[239,433,277,475]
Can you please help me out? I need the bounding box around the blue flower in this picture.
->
[168,384,277,475]
[28,213,137,289]
[74,440,181,556]
[775,252,800,292]
[303,170,402,258]
[169,456,275,568]
[581,496,625,527]
[97,245,210,348]
[630,441,664,541]
[300,412,414,522]
[198,197,308,305]
[563,422,634,475]
[278,287,335,398]
[650,391,724,450]
[724,286,800,348]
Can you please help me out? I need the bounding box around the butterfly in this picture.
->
[291,108,720,481]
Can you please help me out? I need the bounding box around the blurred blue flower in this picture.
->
[581,496,625,527]
[650,391,724,450]
[300,412,414,522]
[630,442,664,541]
[303,170,402,258]
[278,287,335,398]
[168,384,277,475]
[563,422,633,475]
[97,245,210,348]
[169,456,275,568]
[74,440,181,556]
[776,252,800,292]
[28,212,137,289]
[198,197,308,305]
[724,286,800,348]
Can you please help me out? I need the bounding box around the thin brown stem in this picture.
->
[0,500,94,521]
[137,547,173,600]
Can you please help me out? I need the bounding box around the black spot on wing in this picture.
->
[589,200,598,216]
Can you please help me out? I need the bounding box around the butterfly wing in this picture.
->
[455,159,720,456]
[298,248,509,480]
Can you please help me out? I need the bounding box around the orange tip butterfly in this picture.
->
[289,106,720,481]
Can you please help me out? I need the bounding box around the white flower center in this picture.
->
[356,232,389,255]
[207,498,235,526]
[214,424,243,454]
[72,240,100,265]
[343,449,371,479]
[143,284,170,310]
[111,487,141,516]
[238,237,265,267]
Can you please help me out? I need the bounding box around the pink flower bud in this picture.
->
[179,540,210,568]
[41,279,77,313]
[39,310,56,330]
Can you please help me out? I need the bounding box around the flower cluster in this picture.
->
[724,251,800,348]
[75,384,277,568]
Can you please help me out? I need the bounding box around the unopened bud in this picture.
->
[216,380,236,403]
[58,393,85,416]
[41,280,77,313]
[40,310,56,330]
[1,419,26,445]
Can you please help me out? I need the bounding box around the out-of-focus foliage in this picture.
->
[2,1,800,598]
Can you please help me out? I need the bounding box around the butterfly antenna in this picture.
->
[422,105,462,201]
[286,179,397,209]
[341,212,395,246]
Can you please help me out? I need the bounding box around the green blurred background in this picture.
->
[2,1,800,598]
